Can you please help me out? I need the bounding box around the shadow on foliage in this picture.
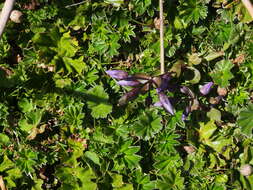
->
[23,71,110,105]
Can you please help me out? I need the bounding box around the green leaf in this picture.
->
[0,133,10,146]
[111,173,124,188]
[56,166,97,190]
[0,155,15,172]
[207,108,221,122]
[58,32,78,57]
[84,151,101,166]
[87,86,112,118]
[19,110,43,133]
[156,167,185,189]
[188,53,202,65]
[63,103,84,129]
[211,60,234,87]
[154,154,182,174]
[0,155,22,188]
[117,140,142,169]
[237,103,253,137]
[18,98,34,113]
[156,130,180,153]
[133,169,156,190]
[179,0,208,24]
[185,66,201,84]
[62,56,86,74]
[16,149,38,174]
[199,120,217,141]
[105,0,124,7]
[132,109,163,140]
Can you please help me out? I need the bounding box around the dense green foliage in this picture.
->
[0,0,253,189]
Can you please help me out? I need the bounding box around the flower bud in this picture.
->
[240,164,253,176]
[118,87,141,106]
[106,70,128,80]
[200,82,214,95]
[209,96,222,105]
[217,86,227,96]
[10,10,23,23]
[183,146,195,154]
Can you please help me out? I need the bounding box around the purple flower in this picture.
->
[158,92,175,115]
[117,80,141,87]
[118,87,141,106]
[153,73,172,92]
[153,101,162,107]
[180,86,195,99]
[106,70,128,80]
[200,82,214,95]
[182,106,191,121]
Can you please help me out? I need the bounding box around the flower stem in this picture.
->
[0,0,15,39]
[159,0,165,74]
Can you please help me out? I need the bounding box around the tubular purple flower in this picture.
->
[180,86,195,99]
[118,87,141,106]
[160,72,171,91]
[106,70,128,80]
[158,92,175,115]
[200,82,214,95]
[117,80,141,87]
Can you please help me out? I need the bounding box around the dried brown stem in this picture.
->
[0,0,15,39]
[159,0,164,74]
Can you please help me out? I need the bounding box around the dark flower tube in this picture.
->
[106,70,128,80]
[117,80,141,87]
[118,87,141,106]
[160,72,172,91]
[158,92,175,115]
[182,106,191,121]
[200,82,214,95]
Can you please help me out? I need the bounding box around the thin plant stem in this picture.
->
[159,0,165,74]
[0,0,15,39]
[242,0,253,19]
[65,1,86,8]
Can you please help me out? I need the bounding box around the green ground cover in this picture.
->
[0,0,253,189]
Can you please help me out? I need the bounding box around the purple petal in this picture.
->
[106,70,128,80]
[180,86,195,99]
[182,106,191,121]
[158,92,175,115]
[200,82,213,95]
[182,114,187,121]
[117,80,141,87]
[154,101,162,107]
[160,73,172,91]
[152,72,172,91]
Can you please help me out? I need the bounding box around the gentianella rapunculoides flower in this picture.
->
[105,70,129,80]
[106,70,213,118]
[199,82,214,95]
[106,70,175,115]
[157,91,175,115]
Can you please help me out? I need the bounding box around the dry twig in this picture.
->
[159,0,164,74]
[0,176,6,190]
[242,0,253,19]
[0,0,15,39]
